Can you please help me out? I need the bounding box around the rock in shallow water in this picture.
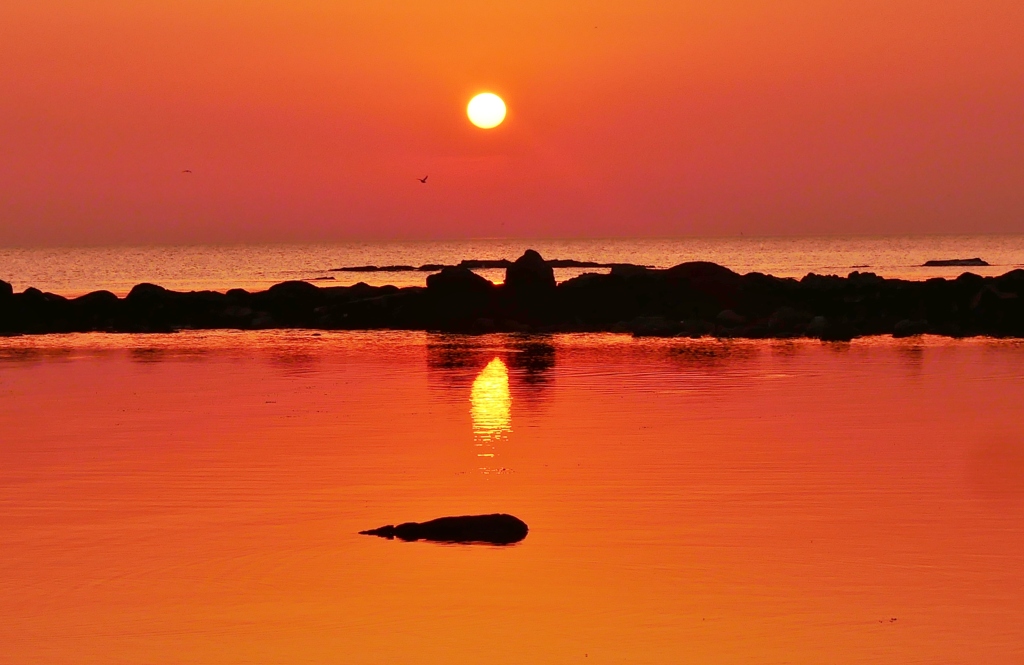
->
[360,513,529,545]
[923,258,989,267]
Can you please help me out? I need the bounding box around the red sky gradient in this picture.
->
[1,0,1022,244]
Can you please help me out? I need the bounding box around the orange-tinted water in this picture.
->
[1,331,1023,663]
[2,235,1024,296]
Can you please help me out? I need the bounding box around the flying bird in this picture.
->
[181,169,192,174]
[417,175,428,183]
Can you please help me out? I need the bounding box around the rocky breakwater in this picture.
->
[2,250,1023,339]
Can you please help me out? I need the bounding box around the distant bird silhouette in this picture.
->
[417,175,428,183]
[181,169,192,174]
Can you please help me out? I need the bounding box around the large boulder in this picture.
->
[0,279,12,300]
[996,269,1024,296]
[9,287,72,333]
[665,262,741,294]
[426,265,495,297]
[505,249,555,294]
[253,281,326,326]
[265,280,323,300]
[423,266,496,328]
[664,261,740,283]
[660,261,743,315]
[125,282,170,304]
[66,290,121,331]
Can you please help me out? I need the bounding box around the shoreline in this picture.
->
[2,250,1022,340]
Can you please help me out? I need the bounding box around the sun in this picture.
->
[467,93,506,129]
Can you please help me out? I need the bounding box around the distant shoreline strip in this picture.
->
[330,259,649,272]
[331,257,991,273]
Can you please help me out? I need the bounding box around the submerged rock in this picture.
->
[923,258,989,267]
[331,264,418,272]
[360,513,529,545]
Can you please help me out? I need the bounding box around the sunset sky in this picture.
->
[1,0,1022,245]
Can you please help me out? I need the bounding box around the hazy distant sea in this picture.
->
[2,235,1023,297]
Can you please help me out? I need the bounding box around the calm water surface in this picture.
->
[1,331,1023,663]
[2,235,1024,296]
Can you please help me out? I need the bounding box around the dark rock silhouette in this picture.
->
[458,259,513,270]
[805,316,828,337]
[426,265,495,296]
[2,250,1024,339]
[501,250,557,325]
[716,309,746,326]
[331,258,644,272]
[424,266,496,329]
[627,316,684,337]
[504,249,556,294]
[893,318,930,337]
[332,264,419,272]
[360,514,529,545]
[923,258,989,267]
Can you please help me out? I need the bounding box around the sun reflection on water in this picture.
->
[471,357,511,465]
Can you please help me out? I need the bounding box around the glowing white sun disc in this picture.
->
[467,93,507,129]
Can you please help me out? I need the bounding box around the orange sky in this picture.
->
[1,0,1022,244]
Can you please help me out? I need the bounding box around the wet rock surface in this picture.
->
[2,250,1024,339]
[360,514,529,545]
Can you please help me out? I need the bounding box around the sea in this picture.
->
[2,235,1023,296]
[2,236,1024,664]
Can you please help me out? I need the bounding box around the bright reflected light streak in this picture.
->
[471,357,511,443]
